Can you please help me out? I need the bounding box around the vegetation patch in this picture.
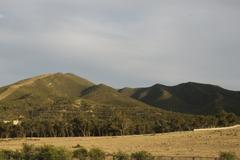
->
[0,144,239,160]
[219,152,239,160]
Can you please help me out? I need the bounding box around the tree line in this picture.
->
[0,109,239,138]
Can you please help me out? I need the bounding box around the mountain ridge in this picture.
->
[119,82,240,115]
[0,73,240,116]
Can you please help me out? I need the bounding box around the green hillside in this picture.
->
[0,73,94,119]
[119,82,240,115]
[0,73,94,101]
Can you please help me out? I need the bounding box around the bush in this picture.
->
[219,152,238,160]
[0,151,4,160]
[73,146,88,160]
[34,145,72,160]
[21,143,36,160]
[113,151,130,160]
[0,150,22,160]
[0,145,73,160]
[88,148,105,160]
[131,151,154,160]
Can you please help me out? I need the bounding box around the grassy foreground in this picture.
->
[0,126,239,157]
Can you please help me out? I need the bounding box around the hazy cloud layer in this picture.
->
[0,0,240,90]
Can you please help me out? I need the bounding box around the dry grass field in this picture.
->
[0,126,239,157]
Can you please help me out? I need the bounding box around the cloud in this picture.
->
[0,0,240,90]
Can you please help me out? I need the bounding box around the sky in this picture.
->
[0,0,240,90]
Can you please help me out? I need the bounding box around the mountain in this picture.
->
[0,72,169,121]
[0,73,94,102]
[119,82,240,115]
[0,73,239,138]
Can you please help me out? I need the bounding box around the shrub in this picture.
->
[0,150,9,160]
[34,145,72,160]
[0,150,12,160]
[21,143,36,160]
[219,152,238,160]
[113,151,130,160]
[131,151,154,160]
[0,151,4,160]
[0,145,73,160]
[88,148,105,160]
[73,146,88,160]
[0,150,22,160]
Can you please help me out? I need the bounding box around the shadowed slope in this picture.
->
[119,82,240,115]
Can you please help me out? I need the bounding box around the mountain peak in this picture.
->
[150,83,167,88]
[0,72,94,101]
